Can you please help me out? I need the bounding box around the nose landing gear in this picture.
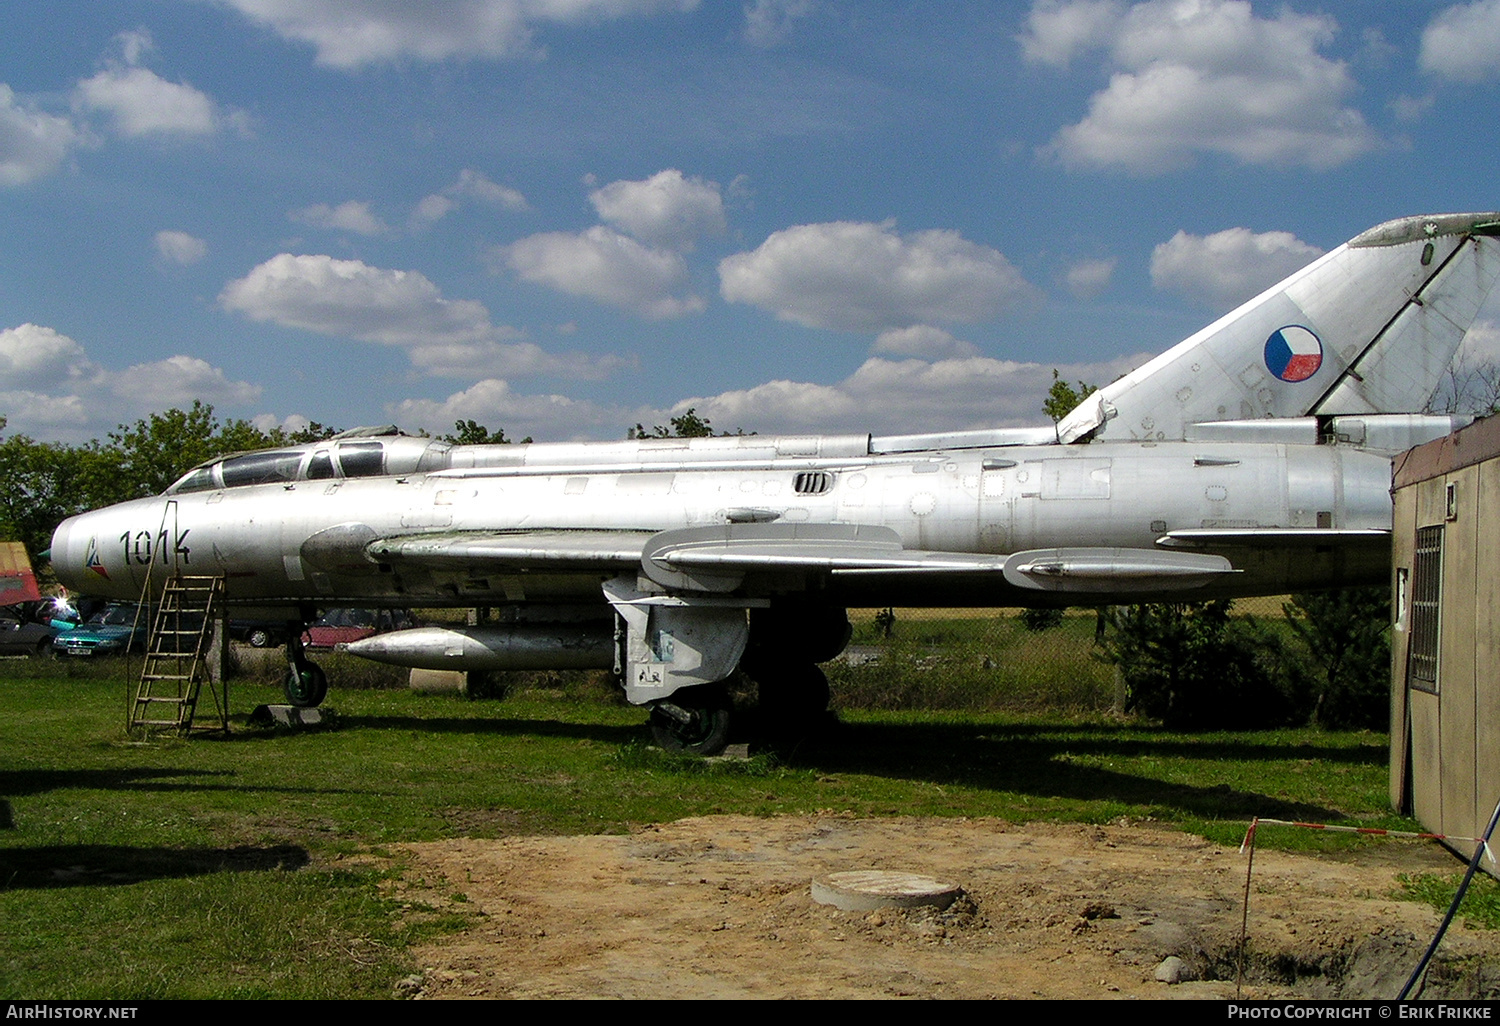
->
[283,627,327,707]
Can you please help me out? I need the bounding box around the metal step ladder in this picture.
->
[130,575,228,735]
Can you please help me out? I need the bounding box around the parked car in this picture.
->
[229,619,290,648]
[302,608,417,649]
[52,602,149,657]
[0,605,57,656]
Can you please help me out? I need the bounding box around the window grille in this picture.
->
[1407,524,1442,693]
[793,471,833,495]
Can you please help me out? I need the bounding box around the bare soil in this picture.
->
[386,815,1500,1000]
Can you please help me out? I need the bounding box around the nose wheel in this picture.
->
[284,661,328,707]
[283,628,328,707]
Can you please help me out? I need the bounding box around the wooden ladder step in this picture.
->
[131,574,227,735]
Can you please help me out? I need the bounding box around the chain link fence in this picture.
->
[827,595,1321,717]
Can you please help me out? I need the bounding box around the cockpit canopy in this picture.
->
[166,430,451,495]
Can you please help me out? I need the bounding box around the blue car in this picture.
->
[53,602,150,657]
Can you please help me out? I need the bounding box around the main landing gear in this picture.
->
[644,604,849,755]
[649,683,731,755]
[740,603,845,739]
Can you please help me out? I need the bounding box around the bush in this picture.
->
[1017,607,1064,632]
[1098,600,1296,729]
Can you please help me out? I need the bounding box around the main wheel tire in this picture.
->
[248,628,272,648]
[284,662,328,707]
[752,662,831,741]
[649,684,731,756]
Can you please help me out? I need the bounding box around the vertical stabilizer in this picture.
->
[1057,213,1500,443]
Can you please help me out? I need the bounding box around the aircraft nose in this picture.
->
[49,516,79,589]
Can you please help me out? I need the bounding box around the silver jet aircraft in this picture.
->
[51,212,1500,753]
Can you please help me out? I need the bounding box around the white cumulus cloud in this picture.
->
[1019,0,1123,67]
[391,378,629,440]
[0,324,102,392]
[1064,256,1116,299]
[220,254,496,346]
[71,29,242,139]
[250,412,316,436]
[871,325,980,360]
[111,355,263,408]
[0,84,81,186]
[501,226,706,319]
[74,67,218,137]
[589,169,726,251]
[290,201,388,235]
[221,0,700,69]
[744,0,814,47]
[677,352,1147,436]
[406,340,631,381]
[220,254,622,378]
[385,348,1152,442]
[412,169,528,228]
[1457,319,1500,365]
[0,323,260,438]
[719,220,1037,333]
[1150,227,1324,310]
[154,230,208,265]
[1026,0,1379,173]
[1421,1,1500,82]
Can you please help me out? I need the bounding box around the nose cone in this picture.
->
[50,510,134,599]
[49,516,78,590]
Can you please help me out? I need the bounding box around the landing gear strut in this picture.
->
[283,629,328,708]
[740,603,844,739]
[649,683,731,755]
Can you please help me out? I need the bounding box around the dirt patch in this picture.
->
[392,816,1500,1000]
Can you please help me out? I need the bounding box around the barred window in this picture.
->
[1407,524,1442,693]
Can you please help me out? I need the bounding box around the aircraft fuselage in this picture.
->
[51,438,1394,611]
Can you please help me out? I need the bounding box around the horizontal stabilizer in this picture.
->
[1002,547,1236,593]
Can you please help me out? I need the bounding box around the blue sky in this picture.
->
[1,0,1498,443]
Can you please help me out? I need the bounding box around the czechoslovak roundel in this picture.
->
[1264,325,1323,383]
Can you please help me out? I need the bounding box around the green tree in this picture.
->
[0,427,115,558]
[441,419,510,445]
[632,407,719,439]
[1043,370,1097,424]
[103,402,339,502]
[107,402,263,501]
[629,407,755,439]
[1282,588,1391,729]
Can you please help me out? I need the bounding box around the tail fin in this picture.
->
[1058,212,1500,443]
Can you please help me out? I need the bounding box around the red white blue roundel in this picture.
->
[1264,325,1323,383]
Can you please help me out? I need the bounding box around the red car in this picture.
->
[301,608,417,649]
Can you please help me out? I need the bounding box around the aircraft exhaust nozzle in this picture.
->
[343,624,614,671]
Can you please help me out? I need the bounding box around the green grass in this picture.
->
[834,610,1116,711]
[0,662,1413,998]
[1400,873,1500,931]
